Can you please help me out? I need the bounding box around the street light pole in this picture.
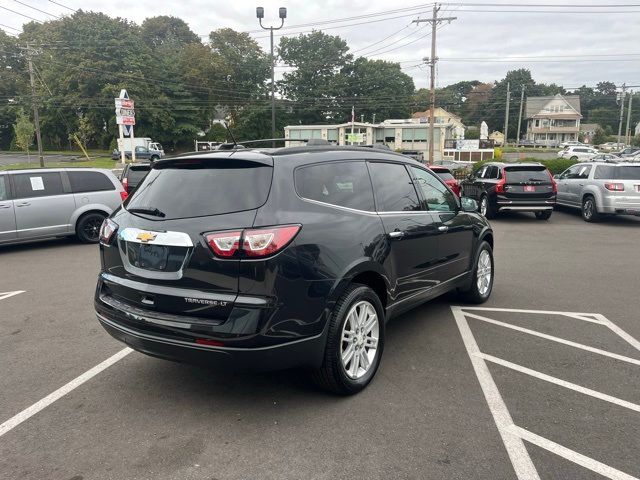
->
[257,7,287,148]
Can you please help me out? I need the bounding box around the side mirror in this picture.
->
[460,197,478,213]
[466,173,474,181]
[553,174,559,179]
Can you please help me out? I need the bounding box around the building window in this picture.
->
[383,128,395,143]
[327,129,338,142]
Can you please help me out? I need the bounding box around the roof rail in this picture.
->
[306,138,331,146]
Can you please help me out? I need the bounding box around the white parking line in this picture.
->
[452,306,640,480]
[509,425,639,480]
[451,307,541,480]
[478,352,640,413]
[0,347,132,438]
[464,311,640,366]
[0,290,25,301]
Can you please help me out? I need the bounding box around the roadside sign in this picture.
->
[115,98,134,109]
[118,116,135,126]
[117,108,135,117]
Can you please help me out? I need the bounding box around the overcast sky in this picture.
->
[2,0,639,90]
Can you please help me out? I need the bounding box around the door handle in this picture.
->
[16,202,31,207]
[388,230,405,239]
[578,183,584,186]
[438,225,449,232]
[0,204,11,209]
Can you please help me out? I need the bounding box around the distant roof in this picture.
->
[580,123,600,131]
[525,94,581,118]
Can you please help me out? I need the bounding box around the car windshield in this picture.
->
[504,166,549,182]
[126,167,150,184]
[126,160,273,219]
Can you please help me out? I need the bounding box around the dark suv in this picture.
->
[461,162,556,220]
[95,146,494,394]
[120,162,151,195]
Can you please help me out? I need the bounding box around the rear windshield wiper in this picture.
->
[127,206,166,217]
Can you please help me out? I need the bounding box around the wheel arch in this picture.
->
[329,260,390,311]
[72,205,111,230]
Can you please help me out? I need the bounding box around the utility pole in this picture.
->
[372,113,376,124]
[26,43,44,167]
[625,90,633,145]
[413,4,456,164]
[257,7,287,147]
[617,84,626,146]
[516,86,525,144]
[503,82,510,146]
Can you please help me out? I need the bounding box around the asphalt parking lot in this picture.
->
[1,209,639,480]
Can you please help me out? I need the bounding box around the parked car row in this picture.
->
[458,159,640,223]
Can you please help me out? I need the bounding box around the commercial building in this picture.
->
[284,108,465,162]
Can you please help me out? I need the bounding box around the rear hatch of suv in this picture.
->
[97,153,274,327]
[499,164,556,204]
[596,164,640,213]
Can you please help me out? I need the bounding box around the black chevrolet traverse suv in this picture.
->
[461,162,557,220]
[95,146,495,394]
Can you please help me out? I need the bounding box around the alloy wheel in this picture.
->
[583,199,594,220]
[476,249,492,296]
[83,217,103,242]
[340,300,379,379]
[480,197,488,216]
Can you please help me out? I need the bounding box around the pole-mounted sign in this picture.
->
[115,89,136,163]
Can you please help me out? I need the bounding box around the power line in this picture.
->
[0,23,21,32]
[13,0,61,19]
[48,0,75,12]
[0,5,43,23]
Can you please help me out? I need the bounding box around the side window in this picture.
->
[487,166,499,179]
[0,176,8,201]
[562,166,579,179]
[13,172,65,199]
[68,171,115,193]
[294,161,375,211]
[411,167,457,212]
[576,165,592,179]
[594,165,616,179]
[368,162,420,212]
[475,165,488,178]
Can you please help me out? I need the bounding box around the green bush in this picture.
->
[494,147,503,160]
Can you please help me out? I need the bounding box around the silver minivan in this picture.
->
[0,168,125,245]
[555,162,640,221]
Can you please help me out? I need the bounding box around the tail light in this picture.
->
[495,169,507,193]
[99,218,118,245]
[205,230,242,257]
[122,177,129,192]
[120,190,128,201]
[605,183,624,191]
[205,225,301,259]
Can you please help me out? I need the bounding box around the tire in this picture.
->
[150,155,159,162]
[570,156,578,161]
[312,284,385,395]
[581,195,600,222]
[479,195,495,219]
[458,241,494,304]
[76,212,107,243]
[535,210,552,220]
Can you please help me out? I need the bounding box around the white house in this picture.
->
[525,94,582,146]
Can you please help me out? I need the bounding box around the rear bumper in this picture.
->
[600,197,640,215]
[96,310,328,371]
[496,198,556,212]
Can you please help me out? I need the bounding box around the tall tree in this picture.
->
[0,31,25,149]
[278,31,353,123]
[337,58,414,121]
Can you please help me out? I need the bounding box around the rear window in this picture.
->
[504,167,550,183]
[433,170,455,181]
[125,166,150,184]
[295,161,375,211]
[126,161,272,219]
[615,166,640,180]
[68,171,115,193]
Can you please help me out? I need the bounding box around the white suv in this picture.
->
[558,146,599,161]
